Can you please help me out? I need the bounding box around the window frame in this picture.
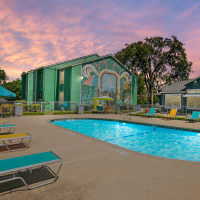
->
[186,97,200,109]
[165,94,182,109]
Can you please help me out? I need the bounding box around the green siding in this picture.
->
[21,74,26,100]
[43,68,56,102]
[33,71,37,102]
[23,54,138,108]
[64,67,71,101]
[36,69,43,101]
[27,72,34,103]
[70,65,81,103]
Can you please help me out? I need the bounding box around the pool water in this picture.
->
[52,119,200,162]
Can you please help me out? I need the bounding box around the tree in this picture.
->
[3,79,22,100]
[0,68,8,84]
[115,36,192,105]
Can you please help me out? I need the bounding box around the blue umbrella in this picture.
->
[0,85,16,97]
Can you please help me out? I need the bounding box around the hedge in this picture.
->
[23,112,44,116]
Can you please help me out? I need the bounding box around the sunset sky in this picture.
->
[1,0,200,80]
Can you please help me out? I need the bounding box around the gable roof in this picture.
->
[59,54,137,77]
[23,54,100,74]
[159,80,192,93]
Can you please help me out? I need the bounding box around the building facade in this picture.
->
[22,54,138,109]
[159,76,200,113]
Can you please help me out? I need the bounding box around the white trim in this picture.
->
[164,94,181,109]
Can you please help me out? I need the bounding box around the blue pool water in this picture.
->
[52,119,200,162]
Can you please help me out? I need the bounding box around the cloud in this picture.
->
[176,2,200,21]
[0,0,199,81]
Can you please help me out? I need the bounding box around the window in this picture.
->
[59,71,64,84]
[165,94,181,108]
[59,70,64,103]
[187,97,200,109]
[59,92,64,103]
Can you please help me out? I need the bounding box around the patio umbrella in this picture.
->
[0,85,16,97]
[95,96,114,101]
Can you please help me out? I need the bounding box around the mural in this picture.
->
[81,58,132,104]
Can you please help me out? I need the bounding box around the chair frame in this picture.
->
[0,124,15,134]
[0,151,62,191]
[187,111,200,122]
[0,133,32,152]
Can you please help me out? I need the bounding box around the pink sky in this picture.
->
[0,0,200,80]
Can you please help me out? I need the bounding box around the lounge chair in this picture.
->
[104,105,110,113]
[0,119,8,125]
[143,108,156,117]
[0,124,15,134]
[0,133,31,152]
[167,109,177,119]
[0,151,62,191]
[187,111,200,122]
[96,106,104,113]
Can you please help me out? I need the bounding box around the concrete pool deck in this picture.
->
[1,114,200,200]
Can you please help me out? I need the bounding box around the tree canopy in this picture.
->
[115,36,192,105]
[3,79,21,100]
[0,69,21,100]
[0,68,8,84]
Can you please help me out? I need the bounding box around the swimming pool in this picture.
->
[51,119,200,162]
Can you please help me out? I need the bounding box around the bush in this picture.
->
[4,112,13,117]
[137,96,148,104]
[2,104,14,115]
[23,112,44,116]
[53,111,76,115]
[30,104,41,112]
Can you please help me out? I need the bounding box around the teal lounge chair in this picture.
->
[0,124,15,134]
[144,108,156,117]
[187,111,200,122]
[96,106,104,113]
[0,151,62,191]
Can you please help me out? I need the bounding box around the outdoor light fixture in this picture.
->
[80,76,84,80]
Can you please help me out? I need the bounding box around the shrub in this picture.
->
[23,112,44,116]
[53,111,76,115]
[30,104,41,112]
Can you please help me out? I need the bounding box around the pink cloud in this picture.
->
[0,0,199,82]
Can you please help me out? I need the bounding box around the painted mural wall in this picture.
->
[81,58,133,104]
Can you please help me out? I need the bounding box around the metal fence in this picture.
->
[1,101,199,117]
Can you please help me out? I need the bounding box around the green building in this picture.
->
[21,54,137,110]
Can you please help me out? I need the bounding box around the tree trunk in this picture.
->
[149,85,154,106]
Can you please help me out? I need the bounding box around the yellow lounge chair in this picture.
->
[0,133,31,152]
[0,119,8,125]
[167,109,177,119]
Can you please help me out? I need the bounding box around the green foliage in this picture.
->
[115,36,192,105]
[153,95,160,104]
[3,79,21,99]
[2,104,14,112]
[0,68,8,84]
[53,111,76,115]
[137,96,148,104]
[137,74,146,96]
[23,112,44,116]
[30,104,41,112]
